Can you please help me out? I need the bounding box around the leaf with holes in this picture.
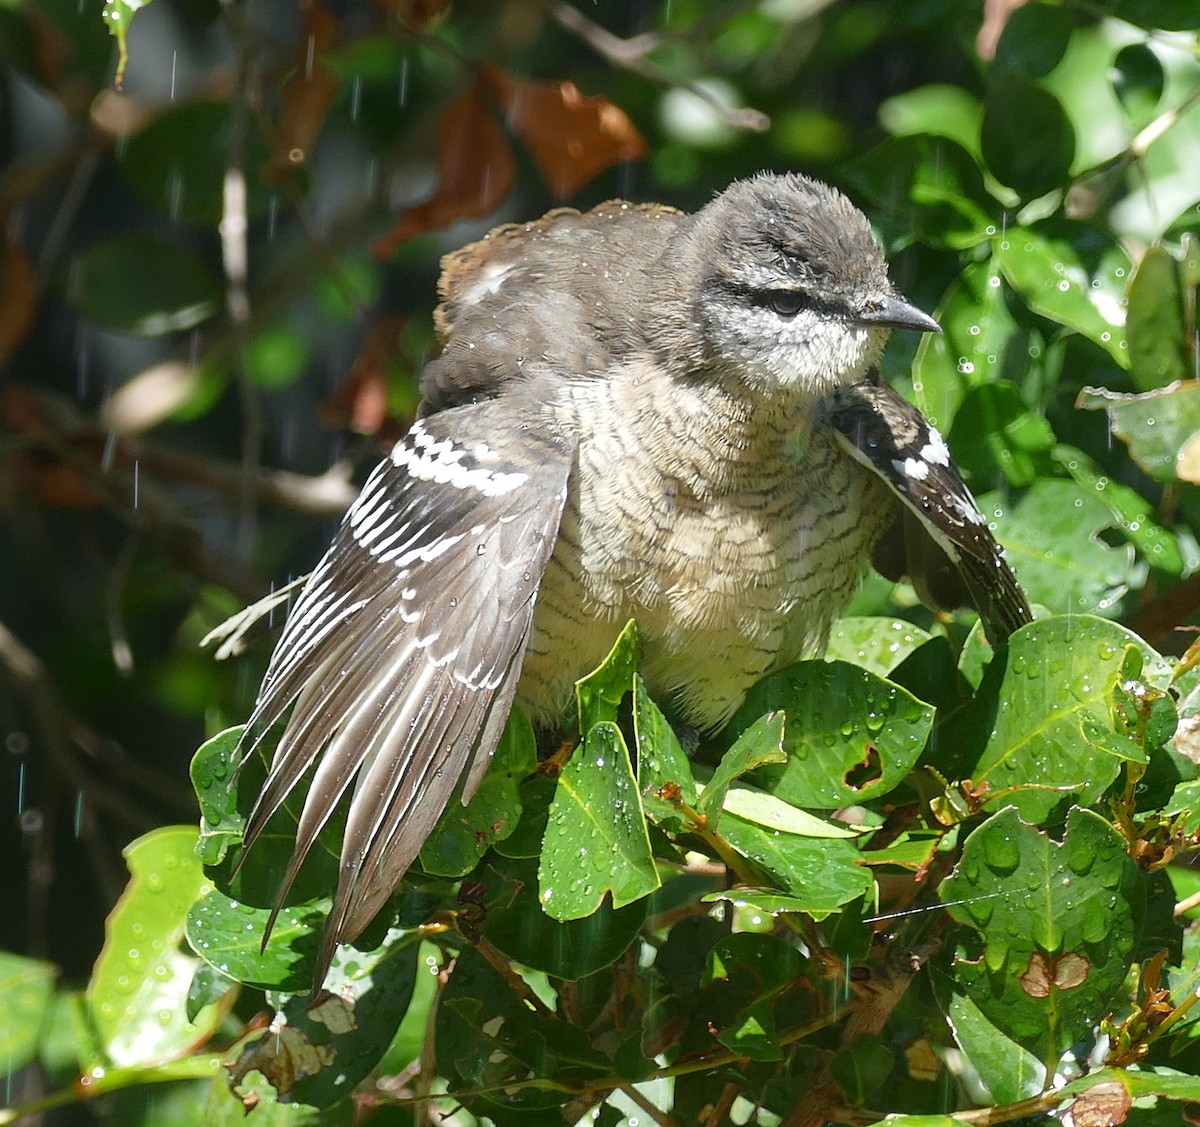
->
[727,660,933,809]
[941,807,1146,1059]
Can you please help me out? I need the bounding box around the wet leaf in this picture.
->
[1110,43,1164,125]
[538,721,659,920]
[824,617,933,679]
[967,616,1169,822]
[1078,382,1200,484]
[982,480,1133,618]
[485,857,645,979]
[995,227,1127,366]
[941,807,1144,1058]
[1126,245,1188,391]
[87,826,219,1068]
[728,660,934,809]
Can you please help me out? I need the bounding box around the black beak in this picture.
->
[854,295,941,334]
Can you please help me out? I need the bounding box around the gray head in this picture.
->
[686,172,939,396]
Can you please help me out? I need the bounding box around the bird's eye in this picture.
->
[766,290,807,317]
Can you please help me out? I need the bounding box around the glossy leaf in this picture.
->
[941,807,1144,1057]
[538,721,659,919]
[87,827,219,1068]
[731,660,934,809]
[968,616,1169,822]
[995,228,1128,366]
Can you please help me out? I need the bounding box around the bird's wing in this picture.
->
[237,400,575,981]
[827,376,1032,642]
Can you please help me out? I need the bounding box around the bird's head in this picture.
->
[686,172,940,397]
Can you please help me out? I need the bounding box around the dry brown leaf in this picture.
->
[0,225,36,366]
[1069,1080,1132,1127]
[263,0,343,184]
[483,66,646,198]
[320,312,408,438]
[372,79,515,257]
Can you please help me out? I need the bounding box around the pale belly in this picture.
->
[517,424,890,732]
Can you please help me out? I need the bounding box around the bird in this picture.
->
[232,171,1030,985]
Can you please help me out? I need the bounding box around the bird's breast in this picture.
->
[516,369,891,733]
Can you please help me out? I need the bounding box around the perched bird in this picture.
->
[235,172,1030,983]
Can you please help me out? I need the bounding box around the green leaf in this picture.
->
[939,988,1046,1103]
[912,259,1024,430]
[485,857,646,979]
[699,711,786,824]
[982,73,1074,199]
[0,951,57,1071]
[634,674,699,830]
[122,102,275,225]
[824,617,933,678]
[829,1034,893,1105]
[946,381,1054,488]
[845,135,996,250]
[1127,245,1188,391]
[967,616,1168,822]
[87,826,220,1068]
[992,2,1073,78]
[190,727,245,867]
[718,787,859,839]
[1110,43,1165,125]
[714,820,873,919]
[941,807,1144,1058]
[877,84,983,161]
[981,480,1134,615]
[185,889,328,992]
[995,228,1128,366]
[1054,446,1186,576]
[729,660,934,809]
[1077,382,1200,484]
[1109,0,1200,30]
[66,235,220,336]
[420,706,538,877]
[538,721,659,919]
[576,619,639,732]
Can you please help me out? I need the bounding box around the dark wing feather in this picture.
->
[827,376,1032,642]
[237,400,575,984]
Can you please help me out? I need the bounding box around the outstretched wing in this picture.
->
[237,400,575,983]
[828,376,1031,642]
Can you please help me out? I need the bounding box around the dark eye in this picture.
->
[766,290,807,317]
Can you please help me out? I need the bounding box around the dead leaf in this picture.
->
[0,225,37,366]
[1020,950,1090,998]
[264,0,342,183]
[1068,1079,1131,1127]
[483,66,646,198]
[228,1021,335,1099]
[372,78,515,257]
[320,313,407,438]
